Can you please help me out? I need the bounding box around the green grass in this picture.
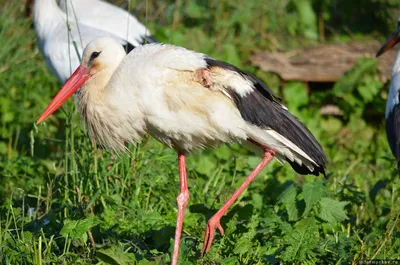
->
[1,0,400,264]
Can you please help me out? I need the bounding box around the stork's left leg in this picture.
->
[171,152,190,265]
[201,141,276,257]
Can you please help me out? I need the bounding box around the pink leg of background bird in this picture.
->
[201,140,276,256]
[171,152,190,265]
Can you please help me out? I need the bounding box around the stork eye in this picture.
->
[90,51,101,61]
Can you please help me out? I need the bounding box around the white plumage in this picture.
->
[33,0,155,83]
[76,41,321,171]
[385,52,400,119]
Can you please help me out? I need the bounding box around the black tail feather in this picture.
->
[239,90,326,176]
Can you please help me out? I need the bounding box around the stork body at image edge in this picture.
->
[376,17,400,174]
[37,38,327,265]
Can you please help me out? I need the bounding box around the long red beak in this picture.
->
[376,31,400,57]
[37,65,91,124]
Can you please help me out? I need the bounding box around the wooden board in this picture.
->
[250,42,397,83]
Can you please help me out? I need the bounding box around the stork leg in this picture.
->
[171,152,190,265]
[201,141,276,256]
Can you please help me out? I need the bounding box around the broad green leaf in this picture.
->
[319,198,349,222]
[60,219,79,238]
[278,185,298,221]
[60,216,97,240]
[96,246,136,265]
[74,216,97,237]
[302,180,325,216]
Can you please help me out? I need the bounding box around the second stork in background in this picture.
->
[58,0,156,48]
[32,0,156,83]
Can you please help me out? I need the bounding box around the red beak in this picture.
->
[37,65,91,124]
[376,31,400,57]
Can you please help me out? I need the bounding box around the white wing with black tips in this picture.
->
[204,58,327,176]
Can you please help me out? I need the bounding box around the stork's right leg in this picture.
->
[171,152,190,265]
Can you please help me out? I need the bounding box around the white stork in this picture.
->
[32,0,156,83]
[37,38,327,265]
[376,17,400,173]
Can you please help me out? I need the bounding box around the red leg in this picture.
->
[201,142,276,257]
[171,152,190,265]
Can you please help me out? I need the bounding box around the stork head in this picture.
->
[376,17,400,57]
[37,38,126,124]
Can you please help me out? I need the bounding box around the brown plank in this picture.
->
[250,42,397,83]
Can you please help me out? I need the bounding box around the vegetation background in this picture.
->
[1,0,400,264]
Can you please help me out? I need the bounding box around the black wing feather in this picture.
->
[205,58,281,102]
[205,58,327,176]
[123,35,158,53]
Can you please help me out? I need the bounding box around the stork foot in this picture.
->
[201,214,225,257]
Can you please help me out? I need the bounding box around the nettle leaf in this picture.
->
[357,76,383,103]
[284,82,309,111]
[251,193,263,210]
[225,215,238,236]
[278,185,298,221]
[302,180,325,217]
[333,57,378,97]
[280,217,320,262]
[60,216,97,240]
[193,154,216,176]
[96,246,136,265]
[214,144,233,161]
[318,198,349,223]
[320,117,343,134]
[233,216,258,255]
